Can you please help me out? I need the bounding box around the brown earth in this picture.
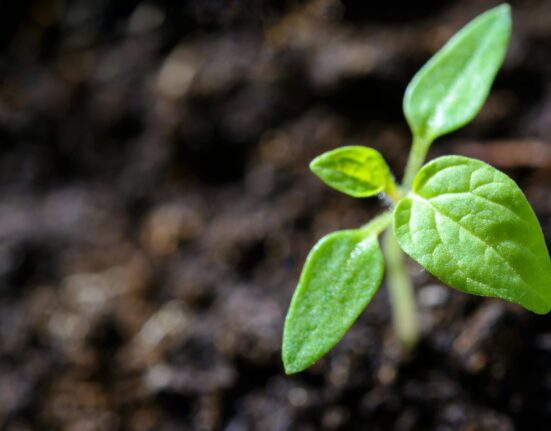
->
[0,0,550,430]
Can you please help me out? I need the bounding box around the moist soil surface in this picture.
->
[0,0,551,430]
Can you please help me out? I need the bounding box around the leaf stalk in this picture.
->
[402,136,432,190]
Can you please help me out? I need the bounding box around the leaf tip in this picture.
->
[283,364,300,375]
[491,3,512,28]
[524,295,551,315]
[309,156,322,177]
[282,349,305,375]
[532,307,551,316]
[495,3,511,15]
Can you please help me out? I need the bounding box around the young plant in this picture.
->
[282,4,551,374]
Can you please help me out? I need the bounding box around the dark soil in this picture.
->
[0,0,550,430]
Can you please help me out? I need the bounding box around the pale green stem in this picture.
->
[384,171,402,204]
[362,211,419,348]
[360,211,393,236]
[383,228,419,349]
[382,134,430,348]
[362,135,431,348]
[402,136,432,190]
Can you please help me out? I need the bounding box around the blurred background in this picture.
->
[0,0,550,430]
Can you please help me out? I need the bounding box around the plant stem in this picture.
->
[383,228,419,349]
[384,173,402,204]
[360,211,393,236]
[370,135,431,348]
[381,134,430,347]
[402,136,432,190]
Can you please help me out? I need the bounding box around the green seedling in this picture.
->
[282,4,551,374]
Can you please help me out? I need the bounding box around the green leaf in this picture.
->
[404,4,511,143]
[283,213,391,374]
[394,155,551,314]
[310,146,396,198]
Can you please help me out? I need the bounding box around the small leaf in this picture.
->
[310,146,395,198]
[283,228,385,374]
[394,155,551,314]
[404,4,511,142]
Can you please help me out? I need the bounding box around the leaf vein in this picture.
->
[428,191,529,227]
[411,194,547,306]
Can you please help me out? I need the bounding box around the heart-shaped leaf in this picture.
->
[282,214,391,374]
[394,155,551,314]
[310,146,396,198]
[404,4,511,143]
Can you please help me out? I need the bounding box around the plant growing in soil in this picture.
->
[282,4,551,374]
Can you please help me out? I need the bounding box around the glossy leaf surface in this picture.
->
[394,155,551,314]
[404,4,511,142]
[310,146,394,198]
[283,227,385,374]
